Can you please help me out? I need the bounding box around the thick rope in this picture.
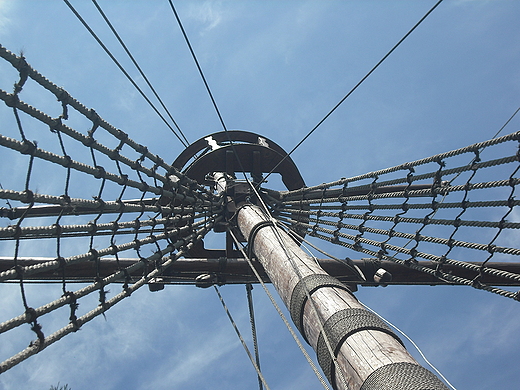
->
[267,132,520,301]
[214,285,271,390]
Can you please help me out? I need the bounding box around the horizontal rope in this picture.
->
[306,228,518,300]
[0,188,218,216]
[281,218,520,284]
[281,154,518,201]
[278,215,520,256]
[276,209,520,230]
[0,213,208,239]
[0,217,220,335]
[0,216,215,282]
[0,134,208,203]
[0,44,192,182]
[284,131,520,196]
[280,178,520,206]
[281,199,519,212]
[0,218,218,373]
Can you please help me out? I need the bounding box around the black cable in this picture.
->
[492,106,520,140]
[259,0,445,187]
[63,0,189,147]
[214,285,270,390]
[246,283,263,390]
[92,0,190,146]
[168,1,256,186]
[168,0,228,133]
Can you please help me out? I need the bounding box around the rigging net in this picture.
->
[0,39,518,382]
[0,45,223,372]
[267,131,520,299]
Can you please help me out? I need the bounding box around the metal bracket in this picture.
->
[170,131,308,259]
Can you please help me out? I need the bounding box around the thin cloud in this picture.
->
[0,0,14,35]
[186,1,227,34]
[141,325,241,390]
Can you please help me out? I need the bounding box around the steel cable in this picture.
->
[91,0,190,145]
[259,0,445,187]
[63,0,189,147]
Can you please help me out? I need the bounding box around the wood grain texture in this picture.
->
[238,204,440,390]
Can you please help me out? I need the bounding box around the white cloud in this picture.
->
[0,0,14,35]
[186,1,227,35]
[142,330,239,390]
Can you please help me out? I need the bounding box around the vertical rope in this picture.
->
[214,285,271,390]
[246,283,263,390]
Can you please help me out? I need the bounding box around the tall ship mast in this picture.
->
[1,2,519,389]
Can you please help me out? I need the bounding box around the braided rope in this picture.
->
[268,132,520,301]
[283,131,520,196]
[0,217,219,373]
[1,38,520,382]
[0,44,224,374]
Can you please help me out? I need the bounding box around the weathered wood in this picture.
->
[0,256,268,284]
[237,204,448,390]
[1,256,518,286]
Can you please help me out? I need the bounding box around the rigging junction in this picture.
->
[1,1,520,388]
[1,121,519,388]
[2,130,519,288]
[2,131,520,291]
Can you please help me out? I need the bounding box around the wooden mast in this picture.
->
[171,132,450,388]
[237,203,448,390]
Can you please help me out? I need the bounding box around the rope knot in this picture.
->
[20,139,36,155]
[12,225,23,239]
[119,174,129,186]
[115,199,125,212]
[14,264,24,279]
[406,171,414,184]
[471,275,483,289]
[25,307,37,324]
[453,218,462,228]
[434,157,446,168]
[89,248,99,260]
[140,182,149,193]
[56,256,66,270]
[5,93,19,108]
[94,196,105,210]
[52,223,62,236]
[94,165,106,179]
[22,189,34,204]
[110,243,118,254]
[13,56,29,94]
[87,221,98,233]
[63,291,80,330]
[108,148,119,160]
[82,136,95,147]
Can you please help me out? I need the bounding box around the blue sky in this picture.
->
[1,1,520,389]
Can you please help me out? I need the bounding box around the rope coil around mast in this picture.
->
[0,1,518,386]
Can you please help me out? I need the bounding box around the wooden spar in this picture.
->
[2,256,518,286]
[237,204,448,390]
